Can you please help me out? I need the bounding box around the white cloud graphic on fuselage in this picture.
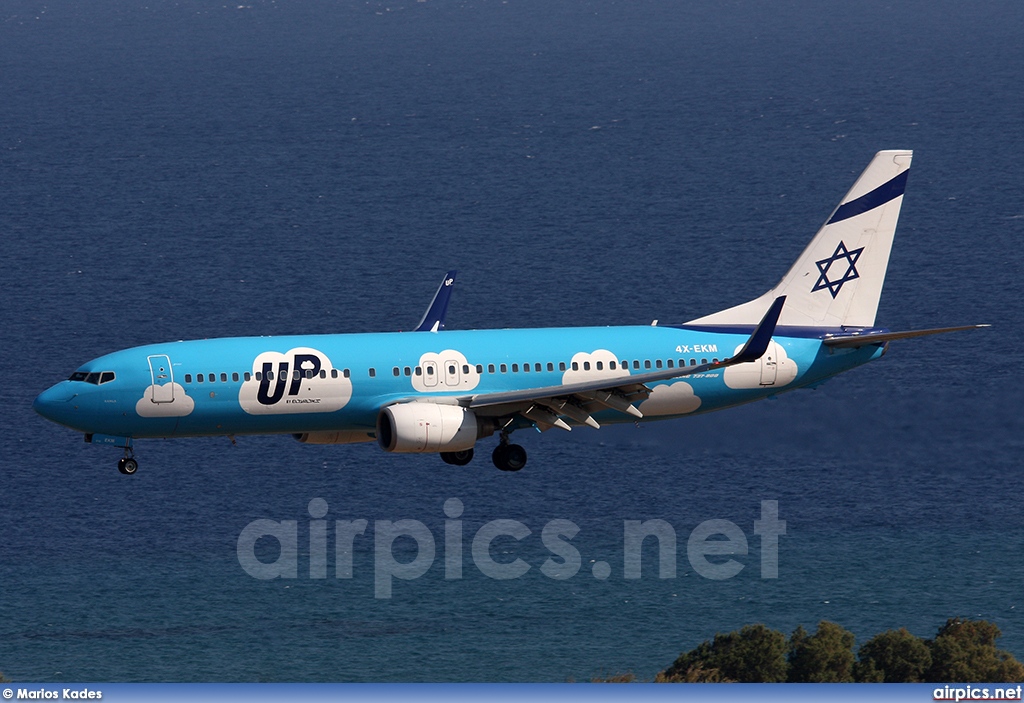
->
[723,340,798,389]
[136,383,195,417]
[239,347,352,415]
[412,350,480,392]
[561,350,630,385]
[638,381,701,416]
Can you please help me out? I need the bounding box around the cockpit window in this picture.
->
[68,371,116,385]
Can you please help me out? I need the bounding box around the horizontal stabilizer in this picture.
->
[823,324,990,349]
[414,270,458,332]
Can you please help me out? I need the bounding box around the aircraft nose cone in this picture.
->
[33,383,78,425]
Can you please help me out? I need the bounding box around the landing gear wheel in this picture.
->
[492,443,527,472]
[440,448,474,466]
[118,457,138,475]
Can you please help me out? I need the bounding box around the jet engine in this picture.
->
[376,402,481,453]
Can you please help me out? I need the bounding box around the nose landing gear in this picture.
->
[117,449,138,475]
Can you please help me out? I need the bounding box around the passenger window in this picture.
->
[559,362,567,371]
[621,360,629,369]
[293,370,301,380]
[305,369,314,379]
[610,361,617,370]
[369,368,376,378]
[393,367,400,377]
[572,362,579,371]
[690,358,696,366]
[633,360,640,370]
[475,364,483,374]
[500,364,507,373]
[535,363,542,372]
[319,370,326,379]
[330,369,337,379]
[522,363,529,373]
[583,361,591,371]
[488,364,495,374]
[405,367,412,376]
[547,362,554,372]
[644,360,652,369]
[221,373,228,382]
[197,374,204,383]
[208,374,215,383]
[701,358,707,365]
[343,369,351,378]
[255,372,262,381]
[184,374,192,383]
[512,364,519,373]
[596,361,603,371]
[233,372,240,382]
[667,359,674,368]
[415,367,422,376]
[245,372,252,381]
[426,366,434,375]
[463,364,470,374]
[656,360,663,369]
[449,365,457,375]
[713,358,719,363]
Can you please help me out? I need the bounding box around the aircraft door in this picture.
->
[444,359,461,386]
[759,342,778,386]
[422,361,438,387]
[147,354,175,403]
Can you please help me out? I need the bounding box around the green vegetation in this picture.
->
[0,671,9,683]
[658,624,789,682]
[652,618,1024,683]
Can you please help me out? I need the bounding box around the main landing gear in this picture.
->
[491,430,527,472]
[117,449,138,475]
[438,433,528,472]
[440,448,474,466]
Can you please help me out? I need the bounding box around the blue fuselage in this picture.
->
[34,325,884,441]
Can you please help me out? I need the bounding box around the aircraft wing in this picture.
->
[822,324,989,349]
[414,270,458,332]
[455,296,786,430]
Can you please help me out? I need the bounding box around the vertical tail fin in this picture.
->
[689,150,913,328]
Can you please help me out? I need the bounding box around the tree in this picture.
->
[660,624,789,683]
[926,618,1024,683]
[787,620,856,682]
[855,628,932,682]
[655,663,733,683]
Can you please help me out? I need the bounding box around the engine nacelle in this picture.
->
[293,431,375,445]
[376,402,479,453]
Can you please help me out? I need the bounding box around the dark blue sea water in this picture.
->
[2,0,1023,683]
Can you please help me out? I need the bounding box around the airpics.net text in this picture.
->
[236,499,785,599]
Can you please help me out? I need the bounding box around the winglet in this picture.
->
[414,270,457,332]
[728,296,786,364]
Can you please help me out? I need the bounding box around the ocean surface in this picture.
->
[2,0,1023,683]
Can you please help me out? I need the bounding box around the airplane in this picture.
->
[34,150,987,474]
